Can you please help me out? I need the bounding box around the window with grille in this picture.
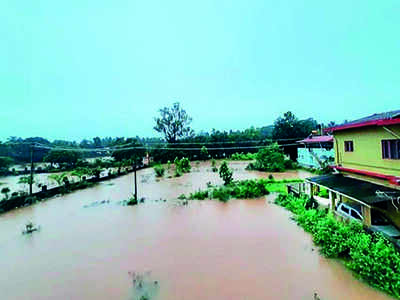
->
[382,139,400,159]
[344,141,354,152]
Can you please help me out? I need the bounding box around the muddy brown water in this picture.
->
[0,162,394,300]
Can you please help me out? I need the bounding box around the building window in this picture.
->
[382,139,400,159]
[344,141,354,152]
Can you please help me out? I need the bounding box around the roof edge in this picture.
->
[324,118,400,133]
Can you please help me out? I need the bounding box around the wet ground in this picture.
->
[0,161,394,300]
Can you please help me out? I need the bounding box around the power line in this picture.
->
[33,142,300,152]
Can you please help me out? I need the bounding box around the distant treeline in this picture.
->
[0,111,324,167]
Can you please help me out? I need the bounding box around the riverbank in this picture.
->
[0,165,148,214]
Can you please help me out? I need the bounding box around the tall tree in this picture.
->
[154,102,194,143]
[272,111,317,140]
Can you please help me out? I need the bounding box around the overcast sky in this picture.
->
[1,0,399,141]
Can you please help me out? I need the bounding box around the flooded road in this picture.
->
[0,162,393,300]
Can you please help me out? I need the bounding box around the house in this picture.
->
[305,110,400,228]
[296,135,334,169]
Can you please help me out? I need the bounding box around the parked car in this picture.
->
[336,202,400,242]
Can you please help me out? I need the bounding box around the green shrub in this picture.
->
[230,152,256,161]
[174,157,191,176]
[275,193,400,298]
[200,146,209,160]
[211,187,231,202]
[219,161,233,185]
[246,144,286,172]
[318,188,329,198]
[211,159,218,172]
[178,194,186,200]
[189,190,209,200]
[126,196,138,206]
[154,164,165,177]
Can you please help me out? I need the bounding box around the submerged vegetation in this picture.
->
[230,152,256,161]
[188,178,302,203]
[153,164,165,177]
[174,157,191,177]
[247,143,297,172]
[275,193,400,298]
[218,161,233,185]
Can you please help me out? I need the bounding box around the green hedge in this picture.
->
[275,193,400,298]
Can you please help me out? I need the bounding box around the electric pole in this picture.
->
[29,143,34,196]
[134,159,138,201]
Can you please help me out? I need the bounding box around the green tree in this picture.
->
[111,139,146,164]
[71,167,91,181]
[249,144,286,172]
[272,111,317,140]
[18,176,35,191]
[43,150,80,168]
[48,173,69,186]
[0,156,13,171]
[1,187,10,200]
[200,146,209,160]
[219,161,233,185]
[154,102,194,143]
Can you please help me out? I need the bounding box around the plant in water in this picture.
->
[275,193,400,298]
[48,173,69,187]
[211,159,218,172]
[189,190,209,200]
[126,195,138,206]
[219,161,233,185]
[18,176,35,191]
[200,146,209,160]
[1,187,10,200]
[153,164,165,177]
[174,157,191,176]
[247,144,294,172]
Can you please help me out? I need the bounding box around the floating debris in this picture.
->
[128,271,159,300]
[314,292,322,300]
[83,200,111,208]
[22,221,40,235]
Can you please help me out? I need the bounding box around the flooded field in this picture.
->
[0,161,394,300]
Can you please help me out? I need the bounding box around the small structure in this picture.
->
[297,135,334,169]
[306,174,400,227]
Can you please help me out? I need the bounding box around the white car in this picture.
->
[336,202,400,241]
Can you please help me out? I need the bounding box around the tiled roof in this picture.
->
[325,109,400,133]
[343,110,400,126]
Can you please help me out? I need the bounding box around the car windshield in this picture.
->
[371,210,390,226]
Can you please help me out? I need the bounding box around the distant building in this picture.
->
[296,135,334,169]
[306,110,400,228]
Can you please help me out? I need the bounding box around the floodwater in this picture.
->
[0,162,394,300]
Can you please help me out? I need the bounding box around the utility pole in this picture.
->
[134,159,138,201]
[29,143,34,196]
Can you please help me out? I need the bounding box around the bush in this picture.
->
[174,157,191,176]
[154,164,165,177]
[275,193,400,298]
[126,196,138,206]
[318,188,329,198]
[219,161,233,185]
[230,152,256,161]
[246,144,286,172]
[211,159,218,172]
[211,187,231,202]
[189,190,209,200]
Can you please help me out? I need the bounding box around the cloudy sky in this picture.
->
[1,0,399,141]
